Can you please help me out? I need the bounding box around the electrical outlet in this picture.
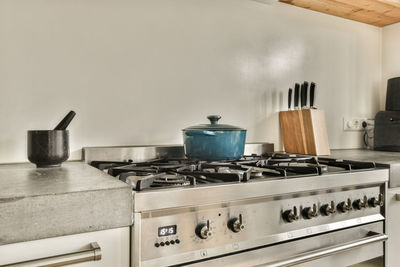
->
[343,118,368,131]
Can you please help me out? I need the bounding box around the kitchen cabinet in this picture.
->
[0,227,130,267]
[388,188,400,267]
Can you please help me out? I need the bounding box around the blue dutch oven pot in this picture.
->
[183,115,247,161]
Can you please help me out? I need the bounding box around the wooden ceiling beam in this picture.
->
[279,0,400,27]
[378,0,400,9]
[334,0,400,18]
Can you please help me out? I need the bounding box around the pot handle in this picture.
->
[185,130,216,136]
[207,115,221,125]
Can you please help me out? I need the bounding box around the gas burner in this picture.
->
[153,174,191,187]
[89,152,377,191]
[251,171,264,178]
[264,153,317,165]
[268,153,315,160]
[122,172,195,191]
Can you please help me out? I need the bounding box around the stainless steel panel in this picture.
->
[244,143,275,156]
[138,185,384,266]
[262,232,387,267]
[183,222,384,267]
[83,145,185,163]
[133,169,388,212]
[83,143,274,163]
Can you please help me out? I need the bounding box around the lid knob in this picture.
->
[207,115,221,125]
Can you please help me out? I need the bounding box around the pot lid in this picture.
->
[183,115,246,131]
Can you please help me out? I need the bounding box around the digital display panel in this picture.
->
[158,225,177,237]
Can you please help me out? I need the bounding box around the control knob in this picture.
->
[195,220,212,239]
[228,214,244,233]
[368,194,384,207]
[353,196,368,210]
[302,204,318,219]
[282,206,299,223]
[320,201,336,216]
[337,198,352,213]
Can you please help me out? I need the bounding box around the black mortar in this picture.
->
[27,130,69,168]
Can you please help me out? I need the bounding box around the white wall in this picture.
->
[383,22,400,108]
[0,0,383,163]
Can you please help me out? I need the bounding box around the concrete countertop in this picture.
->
[331,149,400,187]
[331,149,400,165]
[0,161,132,245]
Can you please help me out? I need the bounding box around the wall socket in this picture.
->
[343,118,368,131]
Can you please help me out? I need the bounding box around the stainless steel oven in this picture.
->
[131,171,388,267]
[186,222,386,267]
[84,145,389,267]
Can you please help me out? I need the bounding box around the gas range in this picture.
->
[84,144,389,267]
[89,151,377,192]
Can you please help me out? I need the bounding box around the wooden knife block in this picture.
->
[279,109,330,156]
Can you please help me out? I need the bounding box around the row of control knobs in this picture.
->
[282,194,383,223]
[195,214,244,239]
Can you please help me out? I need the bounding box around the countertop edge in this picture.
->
[0,186,133,246]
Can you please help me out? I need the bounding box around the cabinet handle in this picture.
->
[2,242,101,267]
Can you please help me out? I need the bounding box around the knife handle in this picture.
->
[300,83,305,108]
[303,81,309,108]
[288,88,293,110]
[310,82,316,108]
[294,83,300,108]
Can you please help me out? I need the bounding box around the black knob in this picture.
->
[368,194,384,207]
[353,196,368,210]
[154,243,160,248]
[195,220,212,239]
[228,214,244,233]
[175,239,180,244]
[337,198,352,213]
[165,241,170,246]
[320,201,336,216]
[170,240,175,245]
[160,242,165,246]
[302,204,318,219]
[282,206,299,223]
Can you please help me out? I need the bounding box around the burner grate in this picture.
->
[89,153,377,191]
[318,158,376,171]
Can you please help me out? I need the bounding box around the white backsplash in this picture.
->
[0,0,383,163]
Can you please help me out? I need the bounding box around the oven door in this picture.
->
[185,222,386,267]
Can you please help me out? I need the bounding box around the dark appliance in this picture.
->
[375,77,400,151]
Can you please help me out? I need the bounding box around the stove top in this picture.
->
[90,152,376,191]
[85,145,388,267]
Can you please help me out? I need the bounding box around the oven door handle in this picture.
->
[259,231,387,267]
